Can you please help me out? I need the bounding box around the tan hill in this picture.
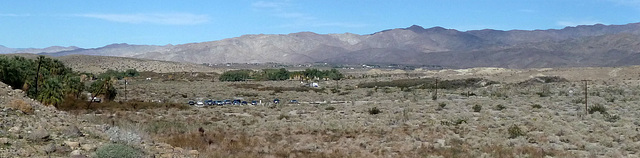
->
[10,22,640,69]
[1,54,223,74]
[56,55,223,74]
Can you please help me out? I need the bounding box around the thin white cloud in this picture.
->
[76,13,210,25]
[557,20,604,27]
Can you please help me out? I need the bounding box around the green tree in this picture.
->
[37,77,65,106]
[64,75,85,99]
[219,70,251,81]
[0,56,36,89]
[326,69,344,80]
[89,77,117,101]
[125,69,140,77]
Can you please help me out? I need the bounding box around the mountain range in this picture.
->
[3,23,640,69]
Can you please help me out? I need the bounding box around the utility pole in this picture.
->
[582,80,591,115]
[432,78,439,100]
[34,56,43,98]
[124,79,127,101]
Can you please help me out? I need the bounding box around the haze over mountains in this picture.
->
[4,23,640,69]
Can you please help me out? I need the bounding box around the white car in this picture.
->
[196,101,205,107]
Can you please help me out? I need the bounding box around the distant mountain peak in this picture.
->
[405,25,425,31]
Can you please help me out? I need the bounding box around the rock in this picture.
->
[188,150,199,156]
[63,125,83,138]
[436,139,446,147]
[55,144,72,154]
[70,150,82,156]
[173,147,184,153]
[8,126,20,133]
[65,141,81,149]
[27,128,50,142]
[0,137,9,144]
[43,143,57,154]
[81,144,96,151]
[288,110,298,116]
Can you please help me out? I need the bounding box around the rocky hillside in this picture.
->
[0,81,199,157]
[6,23,640,69]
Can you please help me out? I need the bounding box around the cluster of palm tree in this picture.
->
[0,55,118,108]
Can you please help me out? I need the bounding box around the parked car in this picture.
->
[215,100,224,105]
[241,101,248,105]
[205,100,214,105]
[188,100,195,105]
[273,99,280,104]
[92,97,102,103]
[223,100,232,105]
[289,100,299,104]
[251,101,257,105]
[196,101,204,107]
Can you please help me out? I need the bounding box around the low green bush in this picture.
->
[508,125,526,139]
[472,104,482,112]
[368,107,382,115]
[95,143,142,158]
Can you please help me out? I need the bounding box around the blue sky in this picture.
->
[2,0,640,48]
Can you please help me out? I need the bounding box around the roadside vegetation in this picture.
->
[219,68,344,81]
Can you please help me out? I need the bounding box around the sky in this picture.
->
[1,0,640,48]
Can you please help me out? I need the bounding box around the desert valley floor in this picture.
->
[2,63,640,157]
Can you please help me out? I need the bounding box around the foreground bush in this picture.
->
[368,107,382,115]
[95,143,142,158]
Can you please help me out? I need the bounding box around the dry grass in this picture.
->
[9,99,33,114]
[58,96,189,112]
[67,65,640,157]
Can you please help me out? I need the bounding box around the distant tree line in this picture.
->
[219,68,344,82]
[0,55,139,107]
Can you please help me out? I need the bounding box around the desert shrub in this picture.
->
[331,88,340,93]
[8,99,33,114]
[531,104,542,109]
[146,120,187,135]
[588,104,607,114]
[604,114,620,122]
[105,126,142,145]
[571,98,585,104]
[440,119,467,126]
[495,104,506,111]
[357,78,496,90]
[236,92,258,97]
[454,119,467,125]
[368,107,382,115]
[365,90,374,96]
[325,106,335,110]
[472,104,482,112]
[605,96,616,103]
[508,125,526,139]
[95,143,142,158]
[277,114,290,120]
[437,102,447,110]
[518,76,568,85]
[59,97,188,112]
